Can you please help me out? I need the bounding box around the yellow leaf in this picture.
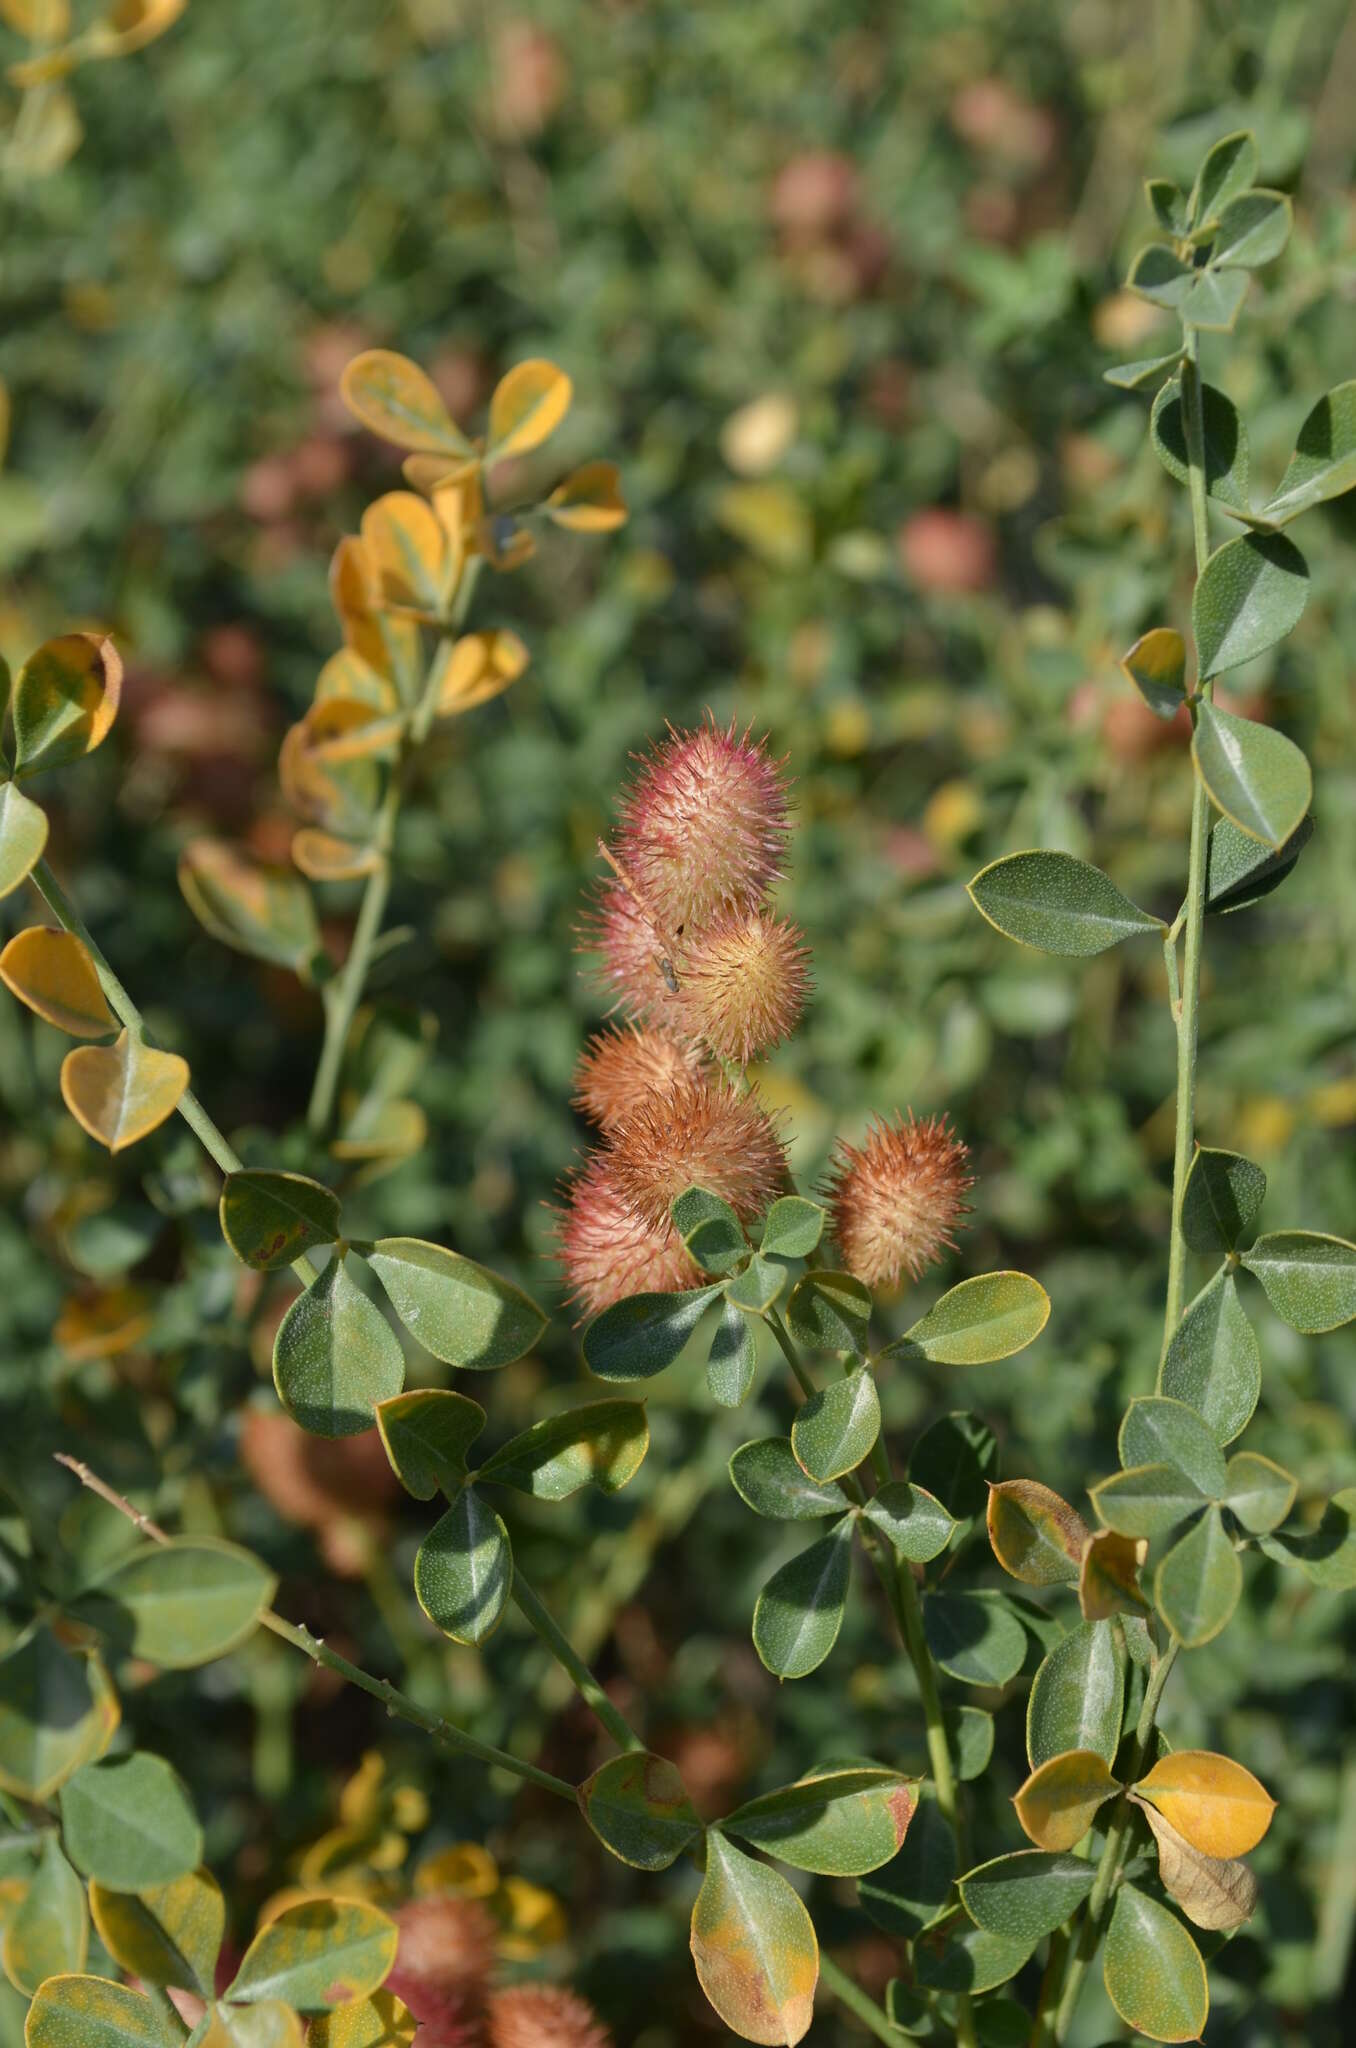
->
[402,451,483,497]
[0,2,72,37]
[0,925,114,1036]
[1079,1528,1150,1621]
[304,697,404,764]
[1133,1750,1275,1859]
[12,632,122,777]
[487,359,572,460]
[490,1875,566,1959]
[61,1029,189,1152]
[292,831,382,884]
[331,1096,426,1165]
[411,1843,498,1898]
[432,630,529,717]
[310,1991,415,2048]
[179,841,322,974]
[339,350,470,457]
[279,723,380,844]
[199,2002,304,2048]
[89,0,186,58]
[545,460,627,532]
[360,494,455,617]
[1014,1749,1120,1852]
[986,1478,1089,1587]
[26,1977,179,2048]
[714,481,812,569]
[54,1283,153,1359]
[0,781,50,899]
[1129,1796,1259,1931]
[89,1867,225,1995]
[314,650,399,714]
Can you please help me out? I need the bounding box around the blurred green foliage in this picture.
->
[3,1,1356,2041]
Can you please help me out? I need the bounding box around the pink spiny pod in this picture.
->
[615,717,791,930]
[826,1110,973,1289]
[555,1152,699,1316]
[673,905,810,1065]
[573,1023,706,1134]
[486,1985,612,2048]
[606,1076,787,1229]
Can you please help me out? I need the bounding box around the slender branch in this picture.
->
[763,1306,818,1400]
[54,1455,576,1804]
[510,1573,645,1755]
[817,1954,899,2046]
[27,859,318,1286]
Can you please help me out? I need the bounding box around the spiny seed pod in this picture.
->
[385,1895,496,2039]
[573,1024,706,1134]
[555,1153,698,1316]
[674,907,810,1065]
[606,1077,787,1229]
[583,881,674,1020]
[826,1111,972,1289]
[616,718,790,929]
[486,1985,612,2048]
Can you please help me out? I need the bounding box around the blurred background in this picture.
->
[2,1,1356,2042]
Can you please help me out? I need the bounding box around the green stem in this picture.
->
[817,1955,899,2047]
[1037,1641,1180,2048]
[1160,326,1215,1369]
[54,1454,575,1803]
[763,1306,818,1400]
[27,858,319,1285]
[510,1573,645,1754]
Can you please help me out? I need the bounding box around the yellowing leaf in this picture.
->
[432,630,529,716]
[1129,1795,1259,1931]
[361,494,455,617]
[0,2,71,38]
[0,780,50,899]
[490,1875,566,1959]
[1133,1750,1275,1858]
[986,1479,1089,1586]
[0,926,113,1036]
[199,2001,304,2048]
[54,1284,153,1359]
[310,1991,415,2048]
[313,650,399,714]
[689,1834,817,2046]
[487,359,572,460]
[180,841,322,975]
[12,632,122,778]
[89,0,186,58]
[545,460,627,532]
[1079,1528,1150,1621]
[411,1844,498,1898]
[89,1867,226,1995]
[714,482,813,569]
[61,1029,189,1152]
[339,350,471,457]
[292,831,383,883]
[303,697,404,764]
[1014,1750,1120,1852]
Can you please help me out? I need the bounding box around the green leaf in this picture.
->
[1188,130,1258,228]
[1191,533,1309,683]
[12,634,122,778]
[785,1270,871,1352]
[968,851,1162,956]
[0,1626,117,1801]
[0,780,49,899]
[227,1898,397,2011]
[1259,1486,1356,1589]
[1026,1619,1126,1768]
[59,1752,202,1889]
[1103,1883,1208,2043]
[858,1790,956,1938]
[959,1852,1096,1945]
[752,1524,852,1679]
[923,1590,1027,1687]
[1120,627,1187,720]
[273,1257,404,1437]
[1146,179,1187,234]
[726,1255,787,1314]
[26,1977,181,2048]
[1102,349,1183,391]
[910,1412,998,1523]
[477,1400,648,1499]
[726,1768,917,1877]
[1241,1230,1356,1333]
[367,1238,546,1370]
[583,1284,723,1382]
[1,1835,87,1996]
[1155,1506,1241,1646]
[78,1538,276,1669]
[1119,1397,1227,1499]
[671,1185,742,1239]
[790,1368,880,1483]
[760,1197,825,1260]
[577,1753,701,1872]
[1181,1147,1266,1253]
[674,1186,747,1276]
[860,1482,955,1563]
[889,1271,1050,1367]
[1205,812,1313,915]
[413,1488,512,1645]
[1211,189,1292,268]
[948,1704,995,1781]
[1090,1464,1207,1540]
[689,1833,817,2047]
[729,1438,850,1520]
[1261,381,1356,524]
[987,1480,1089,1587]
[88,1870,224,1996]
[1127,244,1193,309]
[707,1301,758,1407]
[913,1917,1036,1996]
[1222,1451,1296,1535]
[1151,381,1249,509]
[1160,1269,1261,1445]
[1191,701,1311,849]
[1180,266,1249,332]
[374,1389,485,1500]
[219,1172,342,1271]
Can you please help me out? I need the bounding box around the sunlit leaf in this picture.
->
[689,1833,817,2046]
[790,1368,879,1483]
[1191,701,1311,849]
[1188,130,1258,228]
[986,1479,1088,1587]
[859,1482,955,1563]
[0,1834,86,1995]
[577,1753,702,1872]
[1134,1749,1275,1858]
[1118,1396,1227,1499]
[89,1868,225,1995]
[367,1238,546,1370]
[724,1767,916,1877]
[1078,1529,1149,1622]
[0,926,112,1036]
[26,1976,181,2048]
[1154,1506,1241,1646]
[477,1400,649,1499]
[430,630,528,716]
[291,830,383,883]
[61,1029,189,1152]
[1222,1450,1296,1534]
[220,1171,342,1271]
[76,1537,276,1668]
[1130,1796,1259,1932]
[0,780,49,898]
[374,1389,486,1500]
[227,1897,397,2011]
[339,350,472,456]
[1240,1230,1356,1332]
[12,633,122,778]
[1026,1620,1125,1767]
[1261,381,1356,524]
[360,494,455,618]
[968,851,1161,956]
[1013,1749,1120,1851]
[889,1271,1050,1366]
[1103,1883,1207,2044]
[752,1524,852,1679]
[1120,626,1186,720]
[180,842,323,976]
[583,1284,724,1382]
[545,460,627,532]
[487,360,573,460]
[1160,1268,1260,1445]
[785,1270,871,1352]
[413,1487,513,1646]
[1191,533,1309,684]
[273,1256,406,1437]
[958,1851,1095,1945]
